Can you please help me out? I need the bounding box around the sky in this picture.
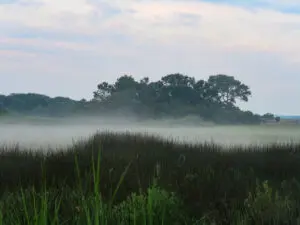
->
[0,0,300,115]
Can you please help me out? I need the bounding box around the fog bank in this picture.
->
[0,116,299,149]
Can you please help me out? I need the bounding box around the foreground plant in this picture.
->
[1,133,300,224]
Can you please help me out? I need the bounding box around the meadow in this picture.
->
[1,119,300,224]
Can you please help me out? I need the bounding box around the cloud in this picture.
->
[0,49,36,58]
[0,0,299,114]
[1,0,300,56]
[201,0,300,12]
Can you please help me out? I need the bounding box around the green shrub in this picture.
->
[112,184,186,225]
[244,180,295,224]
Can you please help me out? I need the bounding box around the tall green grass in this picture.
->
[1,132,300,224]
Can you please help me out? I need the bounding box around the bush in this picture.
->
[112,184,186,224]
[244,180,295,224]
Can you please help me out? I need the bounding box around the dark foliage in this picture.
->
[93,74,261,124]
[1,132,300,223]
[0,73,269,124]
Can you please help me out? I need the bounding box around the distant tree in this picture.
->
[93,75,140,103]
[207,74,251,107]
[1,93,50,112]
[0,102,7,116]
[275,116,281,123]
[262,113,275,120]
[114,75,138,92]
[161,73,195,87]
[136,77,156,106]
[90,73,262,123]
[0,71,263,124]
[52,97,75,104]
[160,73,196,105]
[140,77,149,85]
[193,80,219,105]
[93,82,114,102]
[0,93,82,117]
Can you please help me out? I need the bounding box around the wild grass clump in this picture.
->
[1,131,300,224]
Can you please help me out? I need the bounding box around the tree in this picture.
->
[262,113,275,120]
[90,72,260,124]
[114,75,138,92]
[136,77,155,105]
[160,73,196,105]
[93,82,114,102]
[193,80,219,105]
[1,93,50,112]
[0,71,262,124]
[0,93,81,116]
[207,74,251,107]
[161,73,195,87]
[140,77,149,85]
[0,102,7,116]
[93,75,139,102]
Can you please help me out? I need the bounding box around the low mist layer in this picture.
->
[0,116,299,149]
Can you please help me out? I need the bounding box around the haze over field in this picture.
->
[0,117,299,149]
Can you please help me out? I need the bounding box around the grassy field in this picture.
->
[1,131,300,224]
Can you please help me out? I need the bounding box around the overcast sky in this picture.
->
[0,0,299,115]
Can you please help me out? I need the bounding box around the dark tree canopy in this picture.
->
[262,113,275,120]
[0,73,269,124]
[0,93,83,117]
[93,82,114,102]
[91,73,261,124]
[207,74,251,107]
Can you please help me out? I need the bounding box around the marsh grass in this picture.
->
[1,132,300,224]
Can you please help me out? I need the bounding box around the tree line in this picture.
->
[93,73,262,124]
[0,73,278,124]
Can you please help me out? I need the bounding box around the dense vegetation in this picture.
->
[1,132,300,224]
[0,93,85,117]
[0,73,280,124]
[93,73,262,124]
